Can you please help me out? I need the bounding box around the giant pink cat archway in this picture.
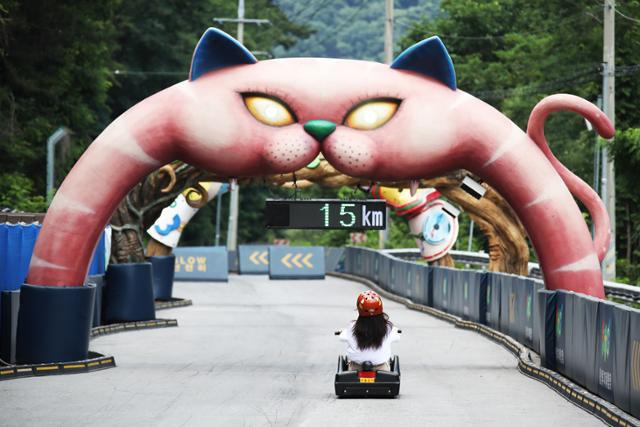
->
[28,28,613,298]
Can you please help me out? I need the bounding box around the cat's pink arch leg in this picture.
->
[465,98,609,298]
[27,75,320,287]
[27,89,177,286]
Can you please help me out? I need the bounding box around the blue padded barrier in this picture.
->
[431,267,445,311]
[0,224,107,291]
[87,230,107,278]
[459,270,472,319]
[362,249,372,280]
[628,307,640,418]
[486,273,502,329]
[596,301,617,402]
[16,283,96,364]
[536,289,557,370]
[497,274,529,345]
[433,266,447,312]
[379,254,391,291]
[407,263,427,306]
[448,269,463,317]
[396,261,410,299]
[564,292,583,385]
[389,258,398,295]
[554,291,569,377]
[583,295,601,394]
[420,265,433,307]
[0,225,6,290]
[498,274,514,337]
[463,270,486,323]
[325,247,345,273]
[0,290,19,363]
[103,263,155,323]
[611,302,633,413]
[149,255,175,299]
[531,279,544,354]
[372,251,380,283]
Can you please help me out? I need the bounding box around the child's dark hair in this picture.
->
[352,313,392,350]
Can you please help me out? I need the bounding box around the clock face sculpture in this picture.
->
[420,200,459,262]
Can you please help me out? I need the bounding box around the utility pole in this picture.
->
[214,0,269,252]
[379,0,394,249]
[384,0,394,64]
[215,192,223,247]
[593,96,603,194]
[601,0,616,280]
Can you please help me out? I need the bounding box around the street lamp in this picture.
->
[46,126,71,202]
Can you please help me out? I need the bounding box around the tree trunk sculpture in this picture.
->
[110,159,529,275]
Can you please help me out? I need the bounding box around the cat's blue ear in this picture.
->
[390,36,456,90]
[189,28,257,81]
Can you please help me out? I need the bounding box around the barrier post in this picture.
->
[536,289,557,369]
[611,303,633,413]
[0,290,19,363]
[595,301,617,402]
[629,307,640,417]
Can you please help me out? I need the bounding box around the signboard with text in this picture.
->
[265,199,386,230]
[174,246,228,282]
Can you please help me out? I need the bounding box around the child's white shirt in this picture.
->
[339,321,400,365]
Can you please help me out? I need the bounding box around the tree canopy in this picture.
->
[0,0,309,210]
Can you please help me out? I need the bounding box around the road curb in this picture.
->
[330,272,640,427]
[1,318,179,382]
[0,351,115,381]
[154,298,193,311]
[91,318,178,338]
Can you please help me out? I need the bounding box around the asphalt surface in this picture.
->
[0,275,601,426]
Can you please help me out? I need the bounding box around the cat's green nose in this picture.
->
[303,120,336,142]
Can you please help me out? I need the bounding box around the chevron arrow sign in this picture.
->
[269,246,325,279]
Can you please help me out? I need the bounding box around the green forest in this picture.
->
[1,1,640,283]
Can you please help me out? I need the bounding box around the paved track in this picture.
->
[1,275,600,426]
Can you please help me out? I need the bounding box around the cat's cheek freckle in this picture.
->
[323,137,376,175]
[263,133,319,171]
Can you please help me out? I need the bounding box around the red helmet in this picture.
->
[357,290,383,317]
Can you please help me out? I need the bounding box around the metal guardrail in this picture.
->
[383,248,640,303]
[0,212,46,224]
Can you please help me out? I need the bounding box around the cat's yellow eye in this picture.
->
[344,99,400,130]
[243,95,295,127]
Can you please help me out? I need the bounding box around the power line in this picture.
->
[616,64,640,76]
[616,7,640,24]
[471,63,640,101]
[410,11,602,42]
[109,62,640,91]
[112,70,187,77]
[473,65,602,100]
[314,0,368,46]
[286,0,334,23]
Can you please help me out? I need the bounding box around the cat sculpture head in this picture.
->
[185,28,457,179]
